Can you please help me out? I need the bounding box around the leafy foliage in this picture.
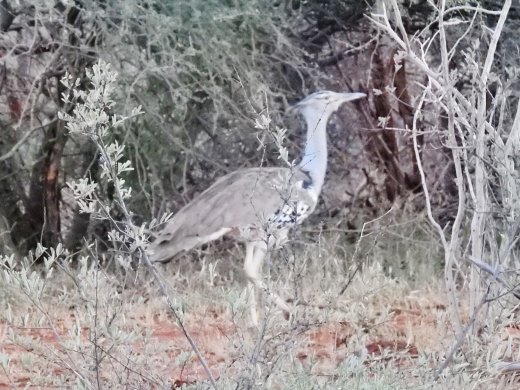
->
[0,0,318,250]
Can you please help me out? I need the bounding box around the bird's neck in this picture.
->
[298,107,329,195]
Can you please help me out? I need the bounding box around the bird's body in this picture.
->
[149,91,366,325]
[151,167,315,261]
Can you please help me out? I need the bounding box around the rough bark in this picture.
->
[394,58,423,192]
[367,46,404,202]
[25,120,67,248]
[65,143,99,252]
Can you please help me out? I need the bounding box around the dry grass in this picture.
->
[2,220,520,389]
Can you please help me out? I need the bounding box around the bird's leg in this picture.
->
[244,243,291,325]
[258,247,291,315]
[244,243,259,326]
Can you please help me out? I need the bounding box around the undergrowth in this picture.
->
[1,229,519,388]
[2,50,520,388]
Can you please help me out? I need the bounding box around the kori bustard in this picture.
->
[150,91,366,325]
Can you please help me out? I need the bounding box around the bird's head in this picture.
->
[291,90,366,117]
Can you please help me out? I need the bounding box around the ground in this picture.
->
[1,257,520,388]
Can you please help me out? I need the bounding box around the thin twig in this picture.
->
[339,207,393,295]
[0,121,55,162]
[98,136,218,388]
[438,0,465,335]
[469,0,511,312]
[434,289,490,379]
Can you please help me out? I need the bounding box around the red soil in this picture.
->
[0,305,442,388]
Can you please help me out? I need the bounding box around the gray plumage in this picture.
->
[151,167,314,261]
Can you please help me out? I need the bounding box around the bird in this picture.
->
[149,91,366,325]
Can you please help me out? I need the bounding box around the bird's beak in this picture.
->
[338,92,366,103]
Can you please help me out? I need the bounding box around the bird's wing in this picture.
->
[149,167,310,262]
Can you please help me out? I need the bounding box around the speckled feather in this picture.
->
[149,167,316,262]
